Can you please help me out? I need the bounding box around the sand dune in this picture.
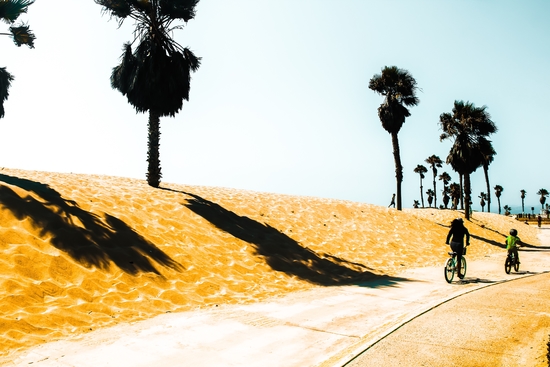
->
[0,168,541,362]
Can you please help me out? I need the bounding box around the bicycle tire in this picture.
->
[444,258,455,283]
[513,256,520,272]
[505,256,512,274]
[459,257,467,279]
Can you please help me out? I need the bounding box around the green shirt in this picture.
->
[506,235,520,250]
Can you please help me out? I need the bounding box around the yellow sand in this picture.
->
[0,168,540,361]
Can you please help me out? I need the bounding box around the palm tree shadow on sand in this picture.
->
[0,174,183,275]
[177,190,409,287]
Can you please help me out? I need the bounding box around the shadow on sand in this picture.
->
[0,174,184,275]
[177,190,408,287]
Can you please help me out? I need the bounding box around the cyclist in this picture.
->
[445,218,470,279]
[506,229,521,265]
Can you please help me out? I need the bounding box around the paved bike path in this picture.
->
[9,232,550,367]
[345,272,550,367]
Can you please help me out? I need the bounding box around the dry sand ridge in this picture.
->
[0,168,541,363]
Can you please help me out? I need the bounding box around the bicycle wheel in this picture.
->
[444,258,455,283]
[513,256,520,272]
[459,257,467,279]
[505,256,512,274]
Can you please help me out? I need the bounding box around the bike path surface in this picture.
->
[345,272,550,367]
[9,232,550,367]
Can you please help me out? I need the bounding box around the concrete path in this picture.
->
[8,229,550,367]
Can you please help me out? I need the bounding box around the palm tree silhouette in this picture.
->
[494,185,503,214]
[479,192,487,212]
[369,66,419,210]
[520,189,527,213]
[503,205,511,216]
[537,189,549,211]
[413,164,428,208]
[426,189,435,208]
[0,0,36,118]
[96,0,201,187]
[425,155,443,208]
[449,183,461,210]
[439,100,497,220]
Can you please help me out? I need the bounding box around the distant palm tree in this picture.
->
[96,0,201,187]
[442,187,450,209]
[449,183,461,210]
[413,164,428,208]
[440,100,497,220]
[520,189,527,213]
[537,189,549,211]
[425,155,443,209]
[369,66,419,210]
[0,0,36,118]
[426,189,435,208]
[479,138,497,213]
[413,200,420,209]
[494,185,503,214]
[438,171,451,194]
[503,205,511,216]
[479,192,487,212]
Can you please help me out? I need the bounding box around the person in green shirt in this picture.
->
[506,229,521,264]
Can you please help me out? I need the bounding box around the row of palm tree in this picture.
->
[0,0,36,118]
[369,65,498,220]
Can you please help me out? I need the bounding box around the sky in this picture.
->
[1,0,549,213]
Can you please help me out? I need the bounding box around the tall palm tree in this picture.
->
[413,164,428,208]
[478,137,497,213]
[479,192,487,212]
[494,185,503,214]
[439,100,496,220]
[520,189,526,213]
[96,0,201,187]
[0,0,35,119]
[537,189,549,211]
[425,155,443,208]
[369,66,419,210]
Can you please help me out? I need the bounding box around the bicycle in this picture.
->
[504,250,520,274]
[444,248,467,283]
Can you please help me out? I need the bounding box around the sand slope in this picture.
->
[0,168,540,361]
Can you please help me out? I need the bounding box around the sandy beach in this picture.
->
[0,168,543,364]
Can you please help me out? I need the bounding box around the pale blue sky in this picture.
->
[1,0,549,212]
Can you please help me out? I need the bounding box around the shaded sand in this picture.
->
[0,168,541,362]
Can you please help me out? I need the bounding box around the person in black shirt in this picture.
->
[445,218,470,279]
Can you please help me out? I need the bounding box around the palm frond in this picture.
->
[0,67,14,118]
[0,0,34,23]
[94,0,132,19]
[9,23,34,47]
[159,0,199,21]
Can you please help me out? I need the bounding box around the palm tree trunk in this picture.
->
[497,196,501,214]
[483,164,491,213]
[459,174,464,210]
[464,173,471,220]
[391,132,403,210]
[419,177,425,208]
[432,169,437,209]
[147,110,162,188]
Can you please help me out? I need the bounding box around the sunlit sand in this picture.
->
[0,168,541,362]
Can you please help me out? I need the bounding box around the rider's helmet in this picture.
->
[510,229,518,236]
